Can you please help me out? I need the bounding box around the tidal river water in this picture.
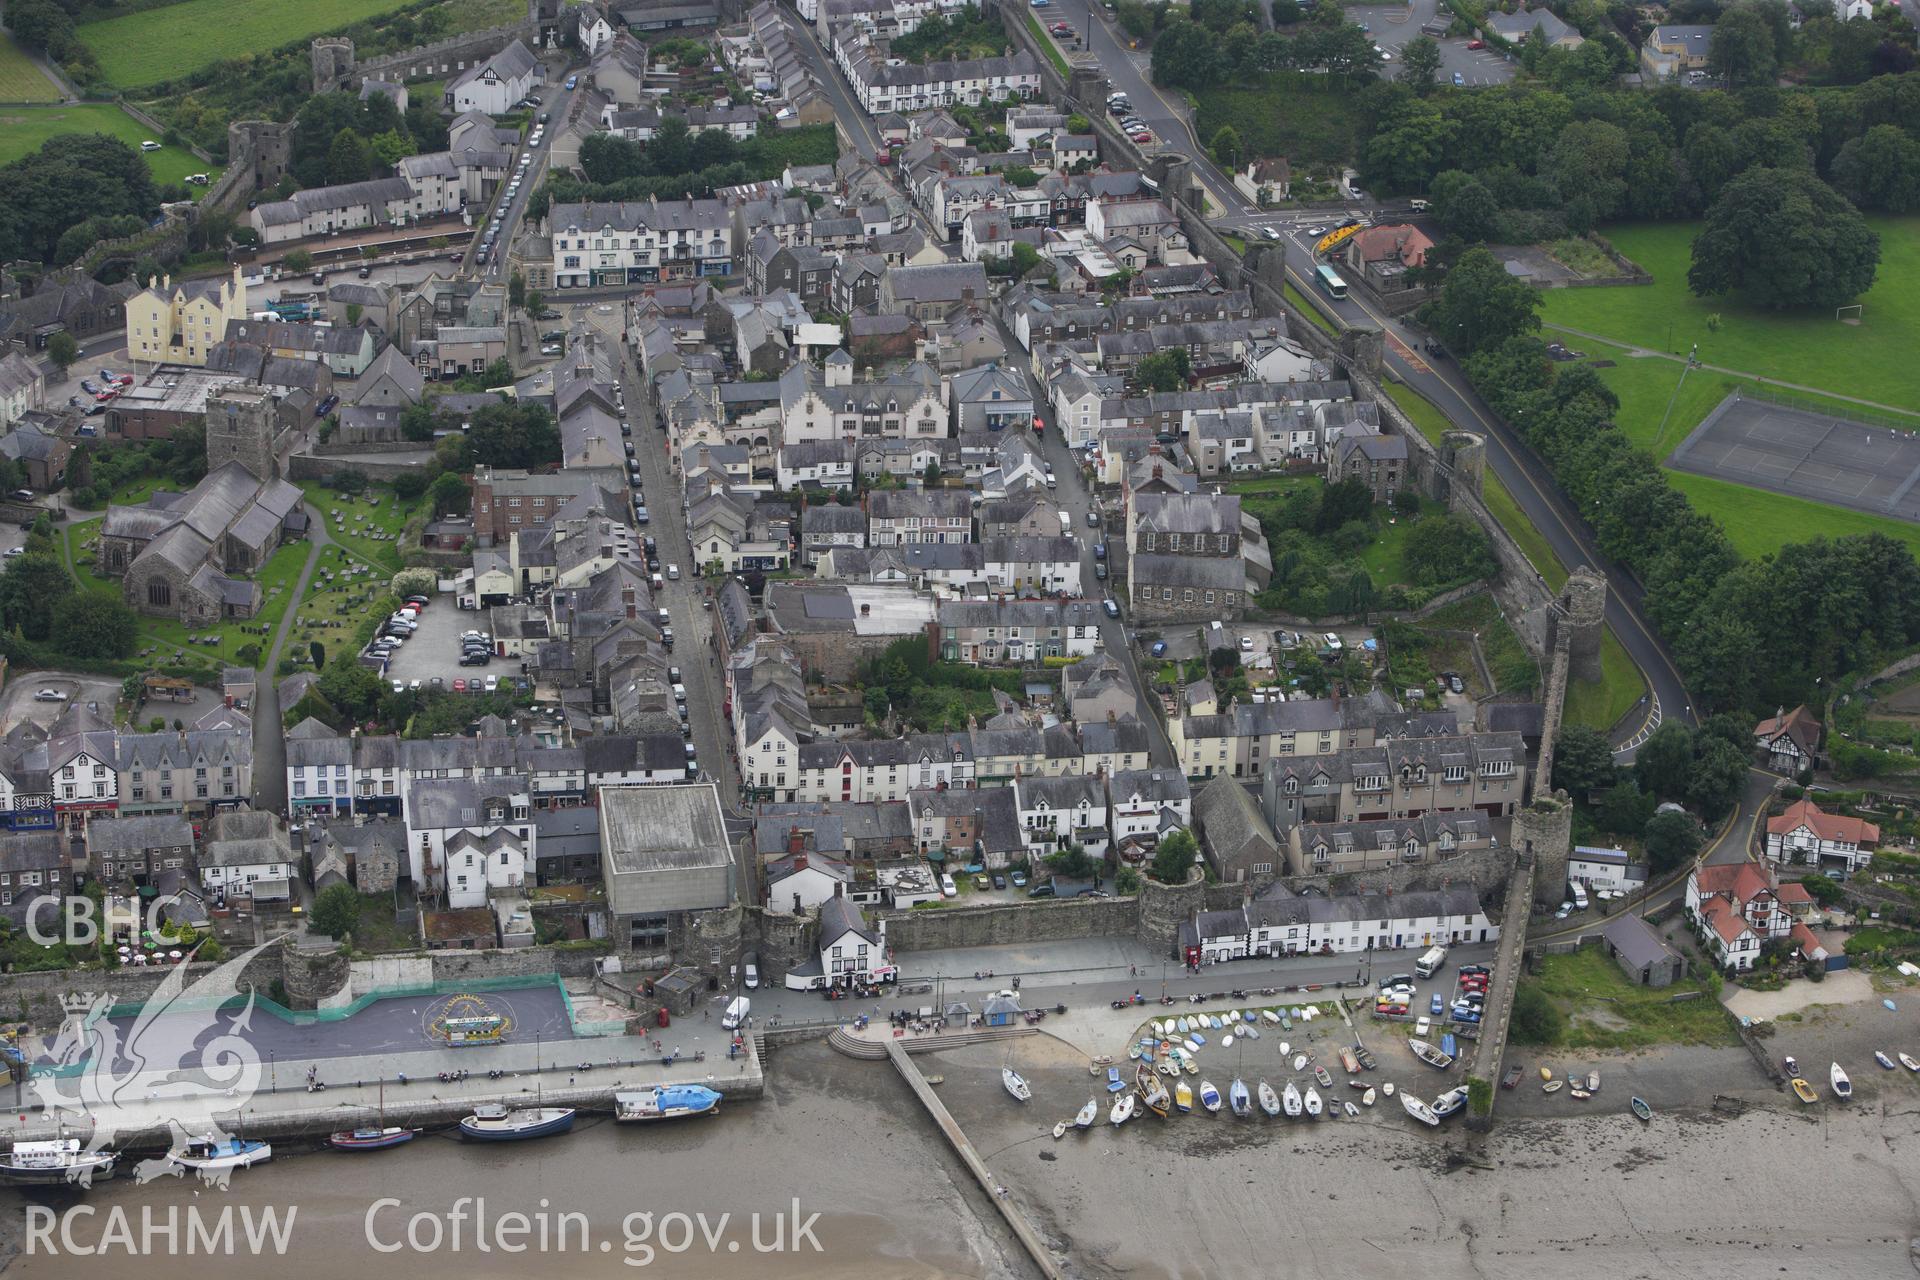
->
[4,1037,1919,1279]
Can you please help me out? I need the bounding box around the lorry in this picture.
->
[1415,945,1447,979]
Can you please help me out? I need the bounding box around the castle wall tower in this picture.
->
[1441,430,1485,507]
[1554,568,1607,684]
[311,37,356,93]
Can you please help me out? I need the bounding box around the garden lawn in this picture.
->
[0,34,60,102]
[299,482,423,574]
[0,104,213,184]
[1357,498,1448,588]
[1520,944,1738,1051]
[1542,218,1920,414]
[77,0,416,89]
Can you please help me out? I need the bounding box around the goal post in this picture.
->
[1837,304,1864,325]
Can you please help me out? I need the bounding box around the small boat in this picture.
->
[1362,1086,1377,1107]
[1313,1065,1334,1089]
[1175,1080,1193,1112]
[1570,1088,1592,1100]
[1278,1041,1291,1057]
[1226,1009,1239,1024]
[1258,1081,1281,1116]
[1229,1078,1252,1117]
[1629,1097,1652,1122]
[328,1126,417,1151]
[1176,1017,1189,1034]
[1408,1039,1455,1070]
[1539,1066,1553,1082]
[0,1139,116,1187]
[1876,1051,1896,1071]
[1152,1020,1165,1037]
[1587,1070,1600,1093]
[459,1107,575,1142]
[1222,1034,1234,1049]
[1340,1048,1359,1074]
[1192,1031,1208,1047]
[1280,1013,1292,1031]
[1262,1009,1280,1025]
[1292,1052,1308,1071]
[1886,999,1899,1012]
[1542,1080,1564,1094]
[1185,1059,1199,1075]
[1159,1060,1180,1077]
[1127,1045,1142,1060]
[1074,1098,1099,1129]
[1784,1055,1799,1076]
[1382,1082,1396,1097]
[1199,1080,1222,1113]
[1138,1069,1171,1118]
[1303,1086,1323,1117]
[1243,1025,1261,1040]
[1184,1038,1202,1055]
[1442,1033,1458,1060]
[1342,1101,1359,1117]
[1110,1093,1135,1126]
[168,1137,272,1171]
[1432,1086,1469,1118]
[1902,1054,1920,1073]
[1401,1093,1440,1127]
[1004,1069,1033,1102]
[1354,1045,1377,1071]
[1106,1066,1125,1093]
[615,1084,722,1123]
[1052,1121,1067,1140]
[1831,1062,1852,1099]
[1791,1077,1818,1104]
[1282,1081,1303,1117]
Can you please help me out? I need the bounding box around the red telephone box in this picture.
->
[656,1007,670,1028]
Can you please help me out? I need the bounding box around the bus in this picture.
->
[1314,263,1349,300]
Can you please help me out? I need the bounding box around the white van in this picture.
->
[1415,945,1447,979]
[722,996,750,1029]
[1569,881,1589,911]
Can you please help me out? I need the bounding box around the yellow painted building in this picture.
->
[125,266,249,368]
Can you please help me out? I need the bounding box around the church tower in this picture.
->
[204,386,278,482]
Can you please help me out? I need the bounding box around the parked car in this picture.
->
[1467,38,1484,48]
[940,873,959,898]
[1027,881,1056,898]
[1010,870,1028,888]
[33,689,67,702]
[1103,598,1120,618]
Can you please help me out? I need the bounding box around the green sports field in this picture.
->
[0,33,61,103]
[76,0,416,89]
[0,104,214,184]
[1542,219,1920,415]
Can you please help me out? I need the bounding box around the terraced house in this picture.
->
[1258,731,1529,829]
[550,198,735,287]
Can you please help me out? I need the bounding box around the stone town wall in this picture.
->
[352,21,539,88]
[875,896,1139,951]
[0,947,287,1025]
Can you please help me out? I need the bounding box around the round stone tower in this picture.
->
[281,939,350,1011]
[1441,430,1485,506]
[311,37,356,93]
[1556,568,1607,684]
[1512,790,1573,909]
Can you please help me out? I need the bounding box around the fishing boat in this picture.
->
[1342,1101,1359,1118]
[459,1106,575,1142]
[1292,1052,1309,1071]
[328,1126,417,1152]
[1902,1053,1920,1073]
[1875,1051,1896,1071]
[1408,1039,1455,1070]
[1791,1077,1818,1104]
[1138,1068,1172,1118]
[1110,1093,1135,1126]
[168,1136,272,1172]
[1303,1086,1323,1118]
[1401,1093,1440,1127]
[1258,1081,1281,1116]
[1199,1080,1222,1113]
[1432,1086,1469,1118]
[1382,1082,1396,1098]
[0,1139,116,1187]
[1629,1097,1652,1122]
[1354,1045,1377,1071]
[1588,1070,1600,1093]
[1313,1064,1334,1089]
[1362,1086,1377,1107]
[1542,1080,1564,1094]
[1340,1047,1359,1074]
[1074,1098,1099,1129]
[1229,1078,1252,1117]
[1262,1009,1280,1025]
[615,1084,722,1122]
[1175,1080,1193,1113]
[1003,1068,1033,1102]
[1831,1062,1852,1099]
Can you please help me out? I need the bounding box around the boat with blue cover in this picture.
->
[616,1084,723,1122]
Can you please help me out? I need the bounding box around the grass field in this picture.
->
[1543,219,1920,415]
[77,0,415,89]
[1517,944,1738,1051]
[0,104,212,183]
[0,33,60,103]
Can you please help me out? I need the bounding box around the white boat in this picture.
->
[168,1137,271,1172]
[1342,1101,1359,1117]
[1199,1080,1222,1113]
[1229,1078,1252,1117]
[1243,1025,1260,1040]
[1432,1086,1469,1118]
[1901,1053,1920,1073]
[1401,1093,1440,1127]
[1262,1009,1281,1025]
[1408,1038,1455,1070]
[614,1085,721,1123]
[1282,1081,1303,1117]
[1222,1034,1234,1048]
[1110,1093,1135,1126]
[1831,1062,1852,1099]
[1292,1052,1308,1071]
[1543,1080,1564,1094]
[1302,1006,1317,1021]
[1226,1009,1239,1024]
[1278,1041,1291,1057]
[1382,1082,1396,1097]
[1875,1051,1896,1071]
[1362,1086,1376,1107]
[1003,1068,1032,1102]
[459,1106,575,1142]
[1052,1121,1067,1140]
[1184,1037,1202,1054]
[1587,1070,1600,1093]
[1303,1086,1323,1117]
[1258,1081,1281,1116]
[1153,1020,1166,1037]
[0,1139,116,1188]
[1074,1098,1099,1129]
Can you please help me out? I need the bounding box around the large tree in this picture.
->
[1633,721,1695,800]
[1428,169,1500,243]
[0,553,73,641]
[1643,808,1703,874]
[467,401,561,470]
[1551,724,1618,797]
[1707,4,1778,88]
[1419,246,1542,354]
[1397,35,1443,92]
[1688,168,1880,309]
[1687,736,1750,822]
[49,594,136,659]
[1831,124,1920,214]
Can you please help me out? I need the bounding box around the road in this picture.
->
[477,78,579,280]
[1253,219,1694,747]
[616,311,758,908]
[784,11,882,160]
